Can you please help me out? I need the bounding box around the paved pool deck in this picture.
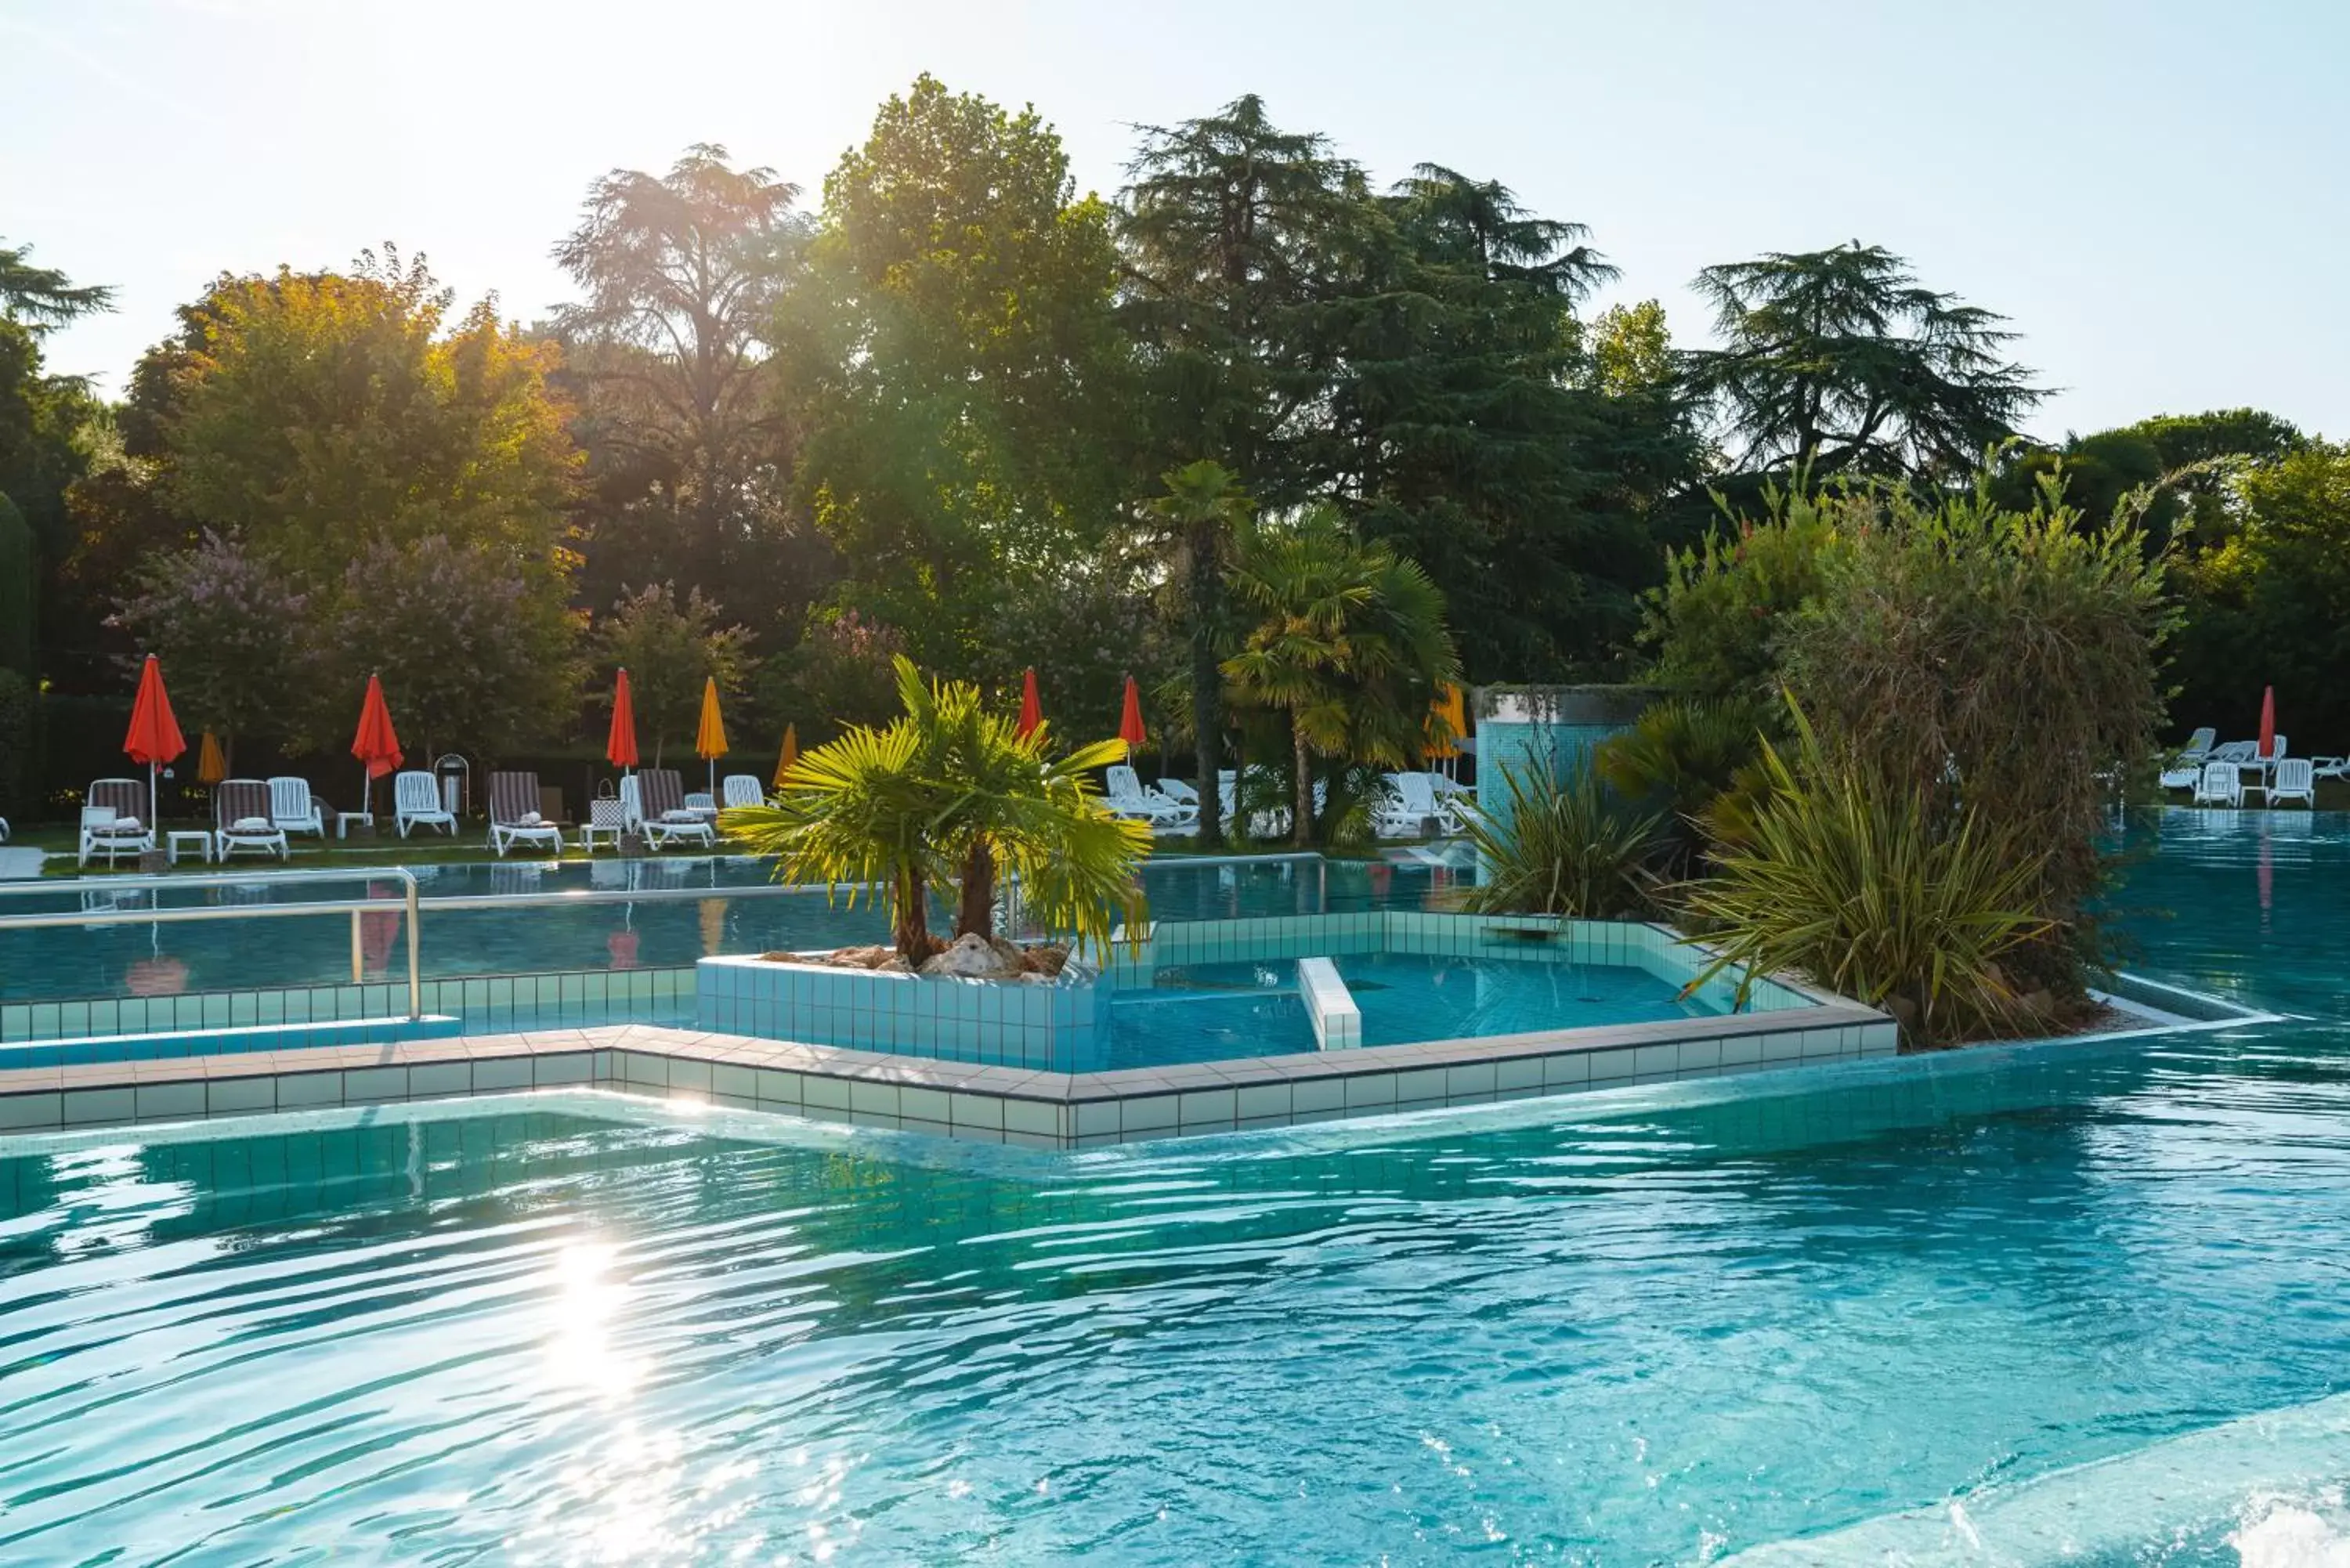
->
[0,989,1899,1147]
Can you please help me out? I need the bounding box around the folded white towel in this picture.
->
[102,816,143,834]
[230,816,270,833]
[662,808,700,822]
[519,811,544,826]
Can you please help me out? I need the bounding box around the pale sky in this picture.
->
[6,0,2345,442]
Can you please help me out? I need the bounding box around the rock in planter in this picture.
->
[918,931,1023,980]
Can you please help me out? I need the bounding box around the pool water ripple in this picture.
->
[0,814,2348,1559]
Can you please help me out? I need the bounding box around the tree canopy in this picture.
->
[1682,242,2041,481]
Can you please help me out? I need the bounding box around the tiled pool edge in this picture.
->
[0,992,1898,1145]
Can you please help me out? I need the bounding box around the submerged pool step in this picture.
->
[1296,957,1361,1050]
[0,1014,464,1067]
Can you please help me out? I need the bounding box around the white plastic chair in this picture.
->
[2158,727,2219,791]
[2269,757,2316,808]
[268,777,324,837]
[2192,761,2243,808]
[721,774,765,811]
[392,769,456,837]
[1104,764,1187,825]
[1372,772,1453,837]
[213,778,290,861]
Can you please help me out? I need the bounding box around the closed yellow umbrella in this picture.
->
[1427,683,1466,761]
[197,731,226,785]
[694,677,728,796]
[772,724,799,789]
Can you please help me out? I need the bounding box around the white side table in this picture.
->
[166,829,214,865]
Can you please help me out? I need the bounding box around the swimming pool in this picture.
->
[1126,947,1733,1064]
[0,809,2342,1560]
[0,854,1453,1014]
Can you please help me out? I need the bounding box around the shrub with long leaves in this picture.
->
[721,656,1151,962]
[1455,754,1662,919]
[1681,705,2052,1046]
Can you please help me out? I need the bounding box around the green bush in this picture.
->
[1683,708,2052,1048]
[1639,486,1837,703]
[1455,755,1662,919]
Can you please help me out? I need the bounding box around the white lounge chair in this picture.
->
[721,773,765,811]
[78,778,154,867]
[213,778,289,861]
[1372,771,1460,837]
[487,770,562,856]
[1104,764,1188,826]
[266,776,324,838]
[683,789,718,819]
[392,769,456,837]
[1156,779,1203,824]
[627,768,718,850]
[2192,760,2243,808]
[2158,727,2219,791]
[2267,757,2316,807]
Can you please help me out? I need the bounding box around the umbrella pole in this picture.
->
[150,762,158,828]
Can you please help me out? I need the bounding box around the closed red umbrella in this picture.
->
[123,653,187,826]
[1118,675,1147,753]
[2258,685,2277,761]
[351,674,403,821]
[607,667,640,773]
[1018,668,1043,740]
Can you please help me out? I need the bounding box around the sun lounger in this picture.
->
[78,779,155,867]
[487,771,563,856]
[392,769,457,837]
[214,778,290,860]
[267,776,325,838]
[628,768,718,850]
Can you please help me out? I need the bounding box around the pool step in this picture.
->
[1296,957,1361,1050]
[0,1014,464,1068]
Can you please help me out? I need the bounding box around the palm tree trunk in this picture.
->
[1291,715,1314,848]
[1190,522,1224,848]
[891,867,932,963]
[956,840,996,941]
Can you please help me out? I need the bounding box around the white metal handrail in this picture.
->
[0,867,425,1021]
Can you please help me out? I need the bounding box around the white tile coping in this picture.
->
[1296,957,1361,1050]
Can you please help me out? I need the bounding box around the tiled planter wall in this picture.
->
[698,953,1114,1071]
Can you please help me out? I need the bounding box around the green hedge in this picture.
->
[0,668,34,822]
[0,493,32,679]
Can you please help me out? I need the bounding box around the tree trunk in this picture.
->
[1189,521,1224,847]
[1291,716,1314,848]
[956,840,996,941]
[891,867,933,964]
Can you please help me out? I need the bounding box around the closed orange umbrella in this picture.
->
[196,732,226,786]
[124,653,186,825]
[1018,668,1043,740]
[607,667,640,773]
[694,676,728,795]
[772,724,799,789]
[1118,675,1147,753]
[351,674,403,821]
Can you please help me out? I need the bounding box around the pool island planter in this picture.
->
[697,950,1113,1073]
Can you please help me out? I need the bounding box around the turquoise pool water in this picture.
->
[1115,950,1727,1068]
[0,854,1451,1007]
[0,811,2346,1560]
